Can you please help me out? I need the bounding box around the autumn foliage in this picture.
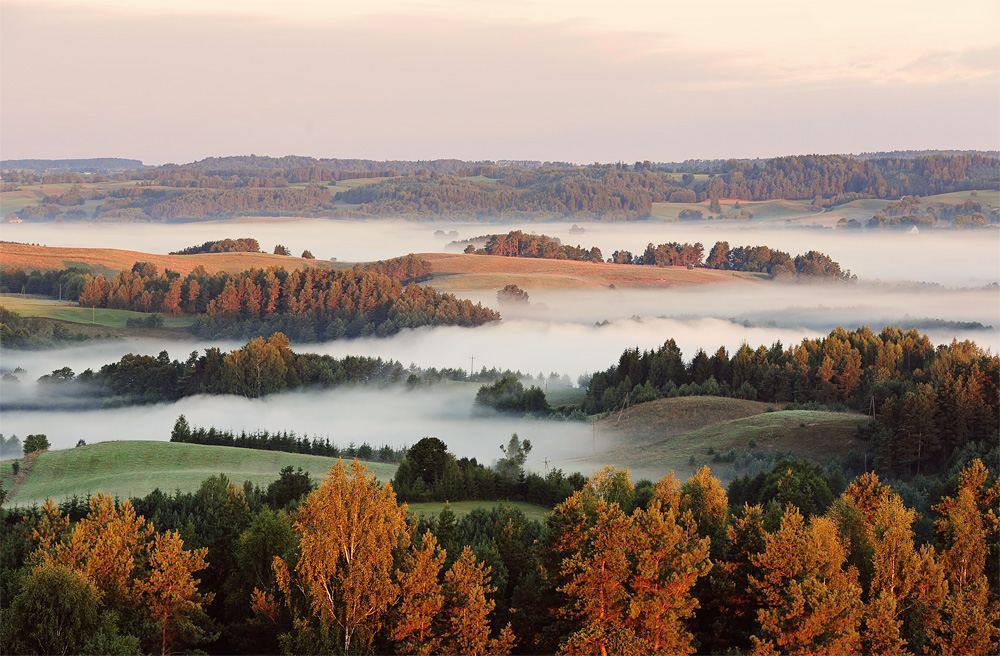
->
[2,459,997,655]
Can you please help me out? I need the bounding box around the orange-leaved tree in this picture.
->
[137,530,214,656]
[549,467,711,656]
[392,531,447,655]
[274,459,409,654]
[749,506,863,655]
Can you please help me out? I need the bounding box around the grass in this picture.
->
[421,253,761,292]
[0,242,332,277]
[546,387,587,406]
[331,176,405,189]
[4,441,398,508]
[569,400,866,483]
[649,199,817,223]
[0,294,195,327]
[597,396,779,445]
[406,500,550,523]
[0,190,44,216]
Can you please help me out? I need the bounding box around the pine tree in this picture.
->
[441,546,515,656]
[749,508,863,655]
[138,530,215,656]
[392,532,446,655]
[629,493,710,654]
[558,498,635,656]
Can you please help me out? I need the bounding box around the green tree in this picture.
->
[4,562,104,656]
[264,466,315,509]
[22,433,50,454]
[496,433,532,479]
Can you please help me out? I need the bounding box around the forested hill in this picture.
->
[334,154,999,218]
[584,327,999,478]
[0,256,498,342]
[4,152,996,221]
[0,157,142,172]
[462,230,855,281]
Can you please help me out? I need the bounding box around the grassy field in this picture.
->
[649,199,818,223]
[546,386,587,406]
[920,189,999,207]
[406,500,550,522]
[1,181,137,217]
[0,242,332,277]
[330,176,404,190]
[421,253,761,292]
[597,396,779,445]
[3,441,398,508]
[0,294,195,327]
[567,399,866,482]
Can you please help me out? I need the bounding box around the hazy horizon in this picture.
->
[2,1,997,164]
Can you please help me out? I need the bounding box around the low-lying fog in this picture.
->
[0,385,596,474]
[3,218,998,469]
[6,219,999,286]
[6,279,997,400]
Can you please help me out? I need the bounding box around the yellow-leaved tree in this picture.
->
[929,459,1000,655]
[32,493,215,655]
[138,530,214,656]
[274,459,409,654]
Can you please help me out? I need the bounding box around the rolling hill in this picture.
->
[419,253,762,292]
[558,397,867,482]
[3,441,397,508]
[0,242,331,278]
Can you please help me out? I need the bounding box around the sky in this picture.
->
[1,0,998,164]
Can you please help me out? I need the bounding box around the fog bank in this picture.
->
[5,219,999,286]
[0,385,596,474]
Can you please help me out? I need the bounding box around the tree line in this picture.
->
[583,327,999,478]
[457,229,854,281]
[1,259,498,343]
[1,456,995,655]
[6,153,996,222]
[391,436,588,507]
[11,334,543,409]
[169,415,406,463]
[169,237,262,255]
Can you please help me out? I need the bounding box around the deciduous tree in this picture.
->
[274,459,410,653]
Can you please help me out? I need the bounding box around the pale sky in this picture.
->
[1,0,998,164]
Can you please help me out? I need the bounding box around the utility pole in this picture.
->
[469,355,475,378]
[543,457,549,476]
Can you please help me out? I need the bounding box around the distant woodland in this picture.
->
[4,334,551,410]
[463,230,855,281]
[4,152,997,221]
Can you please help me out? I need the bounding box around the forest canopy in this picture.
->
[6,152,996,221]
